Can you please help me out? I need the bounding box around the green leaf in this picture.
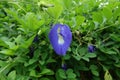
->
[114,62,120,68]
[113,5,120,21]
[4,8,20,22]
[20,35,35,49]
[0,73,7,80]
[46,58,56,63]
[66,69,76,79]
[110,34,120,42]
[72,52,81,61]
[81,53,96,62]
[66,69,73,74]
[58,69,66,79]
[104,70,113,80]
[100,47,117,55]
[91,70,99,76]
[115,69,120,78]
[90,65,98,70]
[84,53,96,58]
[73,47,86,61]
[29,59,37,65]
[40,78,50,80]
[40,68,54,75]
[0,61,7,67]
[14,35,23,44]
[82,57,89,62]
[90,65,99,76]
[67,73,76,79]
[22,12,44,31]
[16,75,29,80]
[62,0,72,9]
[4,41,18,50]
[102,7,112,20]
[8,70,16,80]
[92,12,103,24]
[0,49,14,55]
[105,50,117,54]
[47,0,63,19]
[30,70,40,77]
[76,15,85,27]
[0,39,9,48]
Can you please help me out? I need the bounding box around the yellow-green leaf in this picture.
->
[104,70,113,80]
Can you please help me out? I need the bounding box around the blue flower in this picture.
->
[88,45,95,53]
[49,24,72,56]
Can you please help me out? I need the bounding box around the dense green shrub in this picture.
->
[0,0,120,80]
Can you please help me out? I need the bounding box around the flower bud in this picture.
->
[88,45,95,53]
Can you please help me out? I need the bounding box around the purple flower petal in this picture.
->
[49,24,72,56]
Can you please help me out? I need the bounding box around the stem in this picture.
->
[61,57,65,65]
[0,63,11,73]
[0,56,19,74]
[102,36,110,42]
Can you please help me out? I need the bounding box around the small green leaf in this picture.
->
[40,78,50,80]
[102,7,112,20]
[20,35,35,49]
[106,51,116,54]
[76,16,85,26]
[90,65,98,70]
[0,49,14,55]
[66,69,73,74]
[62,0,72,9]
[67,72,76,79]
[110,34,120,42]
[99,47,117,54]
[91,70,99,76]
[40,69,54,75]
[0,39,9,48]
[82,57,89,62]
[92,12,103,24]
[28,59,37,65]
[113,5,120,21]
[47,0,63,19]
[0,61,7,67]
[8,70,16,80]
[30,70,40,77]
[4,41,18,50]
[66,69,76,79]
[104,70,113,80]
[114,62,120,68]
[0,73,7,80]
[84,53,96,58]
[58,69,67,79]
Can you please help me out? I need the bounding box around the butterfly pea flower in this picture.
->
[88,45,95,53]
[49,24,72,56]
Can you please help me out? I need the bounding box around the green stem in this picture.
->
[0,56,19,74]
[0,63,11,73]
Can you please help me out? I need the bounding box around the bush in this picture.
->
[0,0,120,80]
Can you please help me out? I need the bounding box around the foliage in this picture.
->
[0,0,120,80]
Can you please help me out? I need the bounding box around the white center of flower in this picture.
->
[58,34,64,44]
[57,27,64,45]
